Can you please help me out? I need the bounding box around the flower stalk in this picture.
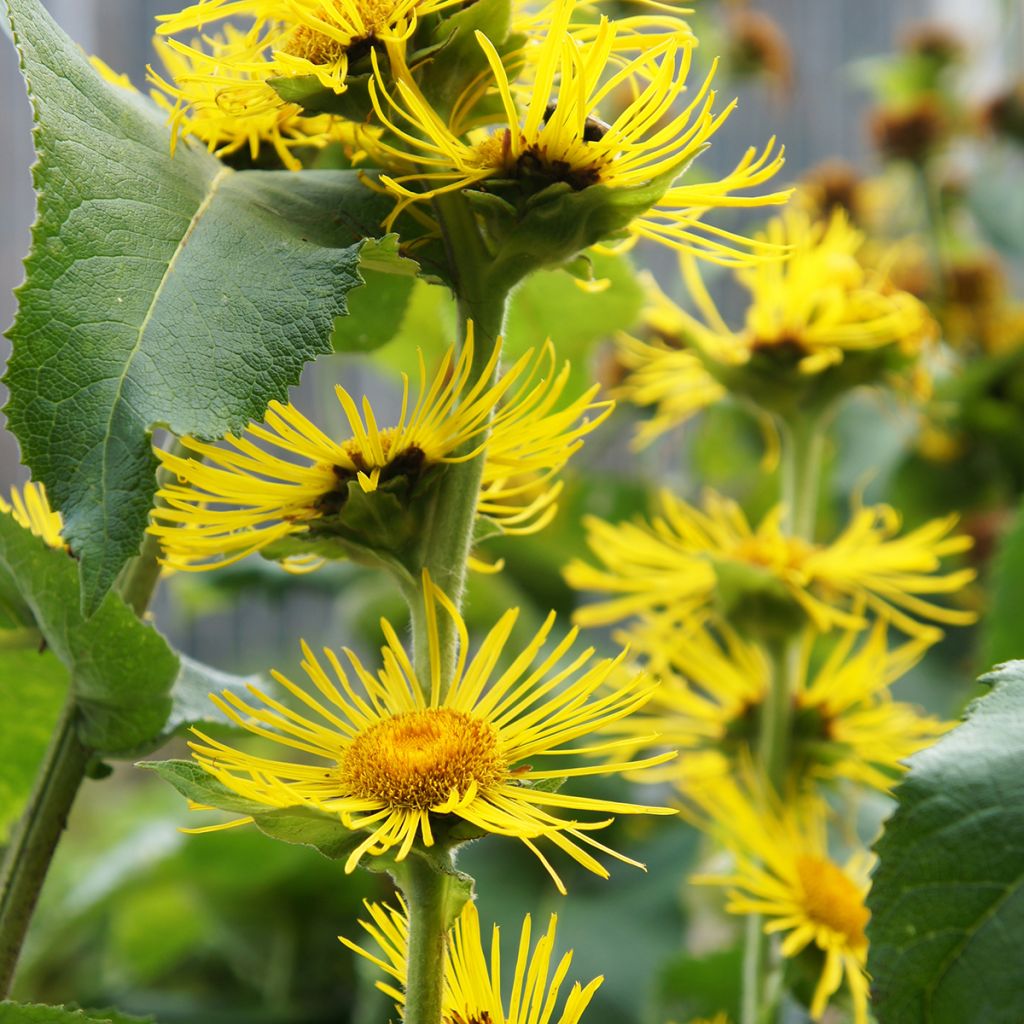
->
[0,699,90,996]
[402,853,457,1024]
[0,447,182,994]
[407,191,512,694]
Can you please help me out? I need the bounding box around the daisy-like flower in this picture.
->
[184,575,676,891]
[615,206,934,440]
[564,489,977,640]
[687,775,872,1024]
[610,613,948,793]
[155,0,467,95]
[150,332,611,572]
[0,482,64,550]
[146,28,349,170]
[341,897,602,1022]
[367,0,790,261]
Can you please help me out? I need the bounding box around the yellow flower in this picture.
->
[156,0,466,94]
[687,776,871,1024]
[341,897,602,1022]
[610,614,948,793]
[564,489,976,640]
[616,207,934,440]
[0,483,64,550]
[150,333,610,572]
[146,28,348,170]
[367,0,790,260]
[184,575,675,890]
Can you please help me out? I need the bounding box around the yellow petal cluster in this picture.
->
[564,489,976,640]
[185,574,675,891]
[341,897,602,1023]
[149,333,610,572]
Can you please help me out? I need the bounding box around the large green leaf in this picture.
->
[4,0,395,612]
[0,649,67,842]
[867,661,1024,1024]
[0,516,176,754]
[0,1006,152,1024]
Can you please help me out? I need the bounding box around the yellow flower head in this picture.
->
[156,0,466,94]
[564,489,976,640]
[610,614,948,793]
[0,482,64,550]
[367,0,790,259]
[150,333,611,572]
[687,775,872,1024]
[145,28,347,170]
[616,206,935,439]
[185,575,675,890]
[341,897,602,1022]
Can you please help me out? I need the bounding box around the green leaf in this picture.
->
[418,0,512,114]
[0,649,67,841]
[161,655,264,740]
[4,0,395,611]
[0,516,176,754]
[142,759,368,860]
[867,661,1024,1024]
[332,236,420,353]
[0,1006,152,1024]
[503,250,644,397]
[981,500,1024,667]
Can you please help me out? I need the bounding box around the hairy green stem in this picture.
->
[0,443,178,995]
[743,410,830,1024]
[779,411,826,541]
[407,192,511,690]
[0,700,90,996]
[402,854,455,1024]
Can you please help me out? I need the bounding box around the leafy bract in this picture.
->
[4,0,394,612]
[867,661,1024,1024]
[0,516,175,755]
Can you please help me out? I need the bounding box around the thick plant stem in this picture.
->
[402,854,454,1024]
[410,192,512,691]
[779,411,827,541]
[0,449,175,995]
[743,410,829,1024]
[0,700,90,996]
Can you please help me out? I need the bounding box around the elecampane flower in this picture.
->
[341,897,601,1023]
[609,613,948,793]
[687,776,872,1024]
[564,489,976,640]
[367,0,790,260]
[150,334,610,572]
[615,206,934,442]
[0,483,64,550]
[146,29,345,169]
[156,0,466,94]
[185,576,675,891]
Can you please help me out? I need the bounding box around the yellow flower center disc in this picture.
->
[340,708,506,809]
[796,854,869,947]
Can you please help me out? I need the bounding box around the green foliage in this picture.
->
[655,947,743,1024]
[981,500,1024,667]
[0,650,66,842]
[0,1006,152,1024]
[4,0,395,611]
[331,237,419,353]
[867,661,1024,1023]
[0,516,175,755]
